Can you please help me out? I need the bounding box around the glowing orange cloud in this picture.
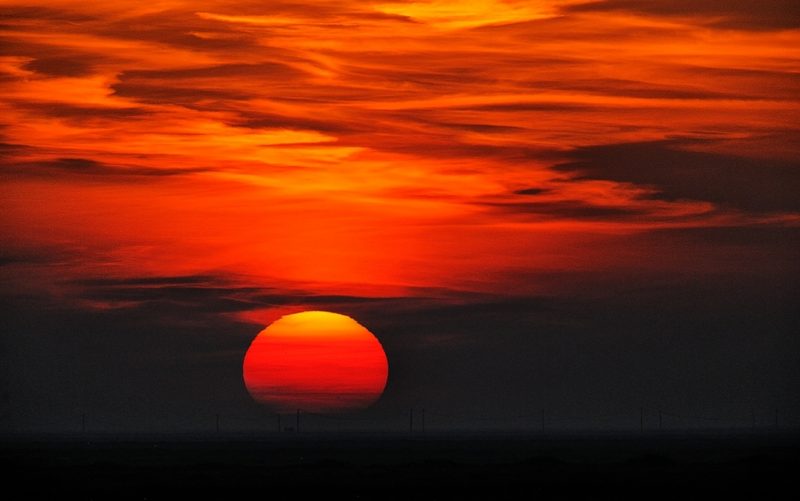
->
[0,0,798,309]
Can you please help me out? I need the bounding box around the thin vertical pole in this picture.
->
[296,409,301,433]
[409,408,413,434]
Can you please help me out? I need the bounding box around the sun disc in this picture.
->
[242,311,388,413]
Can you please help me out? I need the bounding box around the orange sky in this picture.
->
[1,0,799,318]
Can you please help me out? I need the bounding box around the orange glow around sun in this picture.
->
[0,2,798,351]
[242,311,388,413]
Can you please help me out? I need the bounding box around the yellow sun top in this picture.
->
[259,311,372,340]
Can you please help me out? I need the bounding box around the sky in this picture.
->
[1,0,799,432]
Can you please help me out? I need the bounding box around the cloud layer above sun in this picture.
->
[1,0,798,310]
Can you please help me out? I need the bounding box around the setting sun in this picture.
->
[1,0,797,446]
[242,311,389,414]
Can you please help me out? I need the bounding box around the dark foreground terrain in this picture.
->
[2,432,797,499]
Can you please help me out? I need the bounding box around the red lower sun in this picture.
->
[243,311,389,413]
